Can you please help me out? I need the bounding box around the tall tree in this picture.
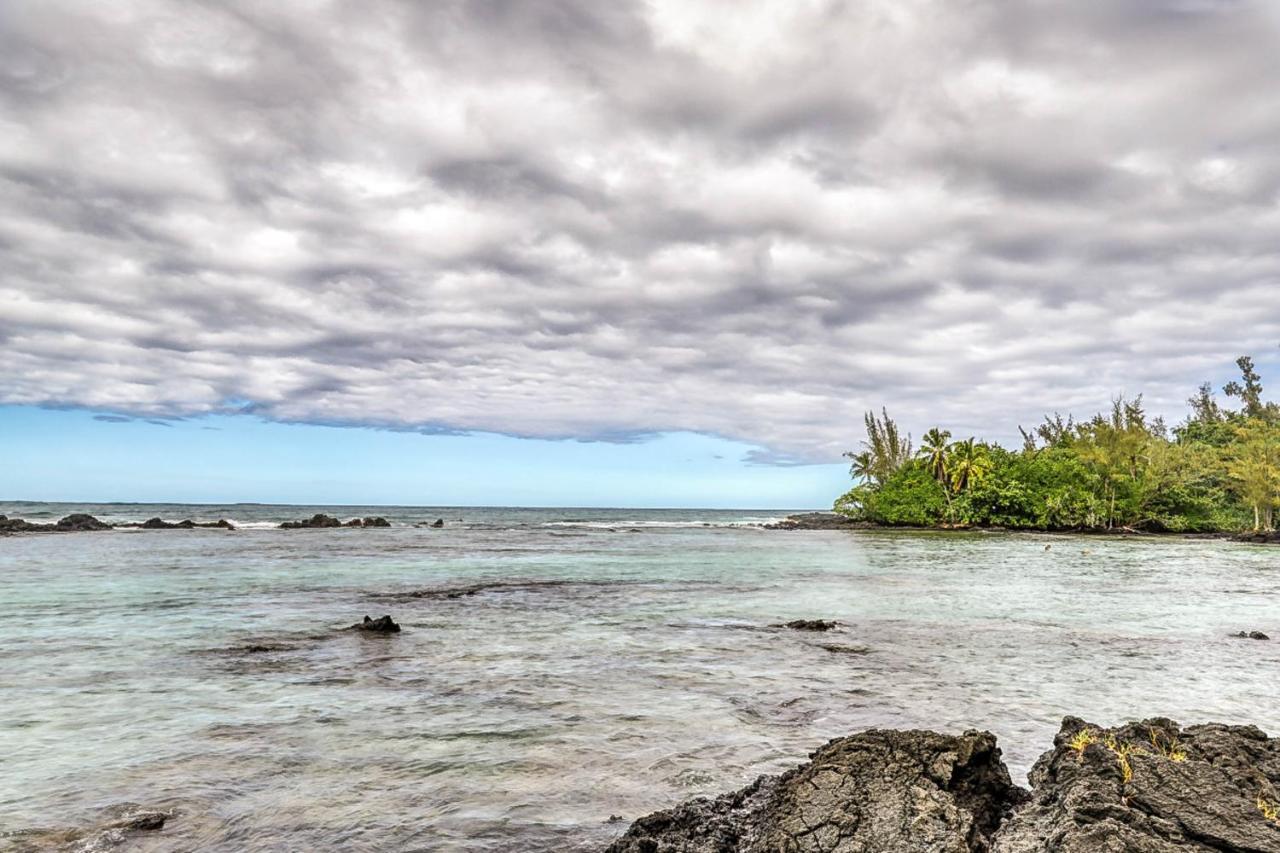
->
[1075,396,1152,528]
[1224,355,1266,419]
[1187,382,1223,424]
[1227,421,1280,531]
[849,408,912,486]
[1035,413,1076,448]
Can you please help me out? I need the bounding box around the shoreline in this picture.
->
[766,512,1280,543]
[7,509,1280,544]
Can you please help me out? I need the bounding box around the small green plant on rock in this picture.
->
[1103,733,1137,783]
[1148,727,1188,762]
[1068,728,1098,757]
[1260,794,1280,827]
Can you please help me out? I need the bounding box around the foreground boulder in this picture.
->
[606,718,1280,852]
[993,717,1280,852]
[606,729,1022,852]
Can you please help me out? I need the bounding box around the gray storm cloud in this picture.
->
[2,0,1279,460]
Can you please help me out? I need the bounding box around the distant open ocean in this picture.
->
[2,502,1278,851]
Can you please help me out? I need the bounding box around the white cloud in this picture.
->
[2,0,1279,461]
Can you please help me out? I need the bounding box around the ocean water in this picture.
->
[1,502,1278,851]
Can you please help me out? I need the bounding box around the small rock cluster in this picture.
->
[279,513,391,529]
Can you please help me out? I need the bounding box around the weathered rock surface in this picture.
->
[764,513,870,530]
[606,729,1023,853]
[2,802,173,851]
[605,718,1280,853]
[994,717,1280,852]
[352,614,401,633]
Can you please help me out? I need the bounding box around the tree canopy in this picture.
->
[836,356,1280,532]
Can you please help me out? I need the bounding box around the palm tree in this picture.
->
[918,427,954,521]
[918,428,952,485]
[948,438,992,495]
[845,450,874,483]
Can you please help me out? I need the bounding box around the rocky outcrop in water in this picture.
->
[0,513,113,533]
[126,517,235,530]
[349,516,391,527]
[3,802,172,851]
[279,513,391,528]
[1234,631,1271,640]
[280,513,345,529]
[764,513,869,530]
[352,614,401,633]
[605,717,1280,852]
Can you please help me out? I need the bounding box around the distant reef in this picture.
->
[604,716,1280,852]
[763,512,875,530]
[0,513,234,533]
[279,513,391,529]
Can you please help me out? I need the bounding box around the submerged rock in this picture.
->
[1234,630,1271,640]
[818,643,871,655]
[606,728,1022,852]
[4,802,172,851]
[352,614,401,633]
[779,619,840,631]
[607,717,1280,853]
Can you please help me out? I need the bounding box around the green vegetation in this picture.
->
[836,355,1280,533]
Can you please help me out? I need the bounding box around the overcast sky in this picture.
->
[4,0,1280,479]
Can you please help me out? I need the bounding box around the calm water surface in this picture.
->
[1,502,1278,851]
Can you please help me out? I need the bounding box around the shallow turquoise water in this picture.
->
[1,503,1278,851]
